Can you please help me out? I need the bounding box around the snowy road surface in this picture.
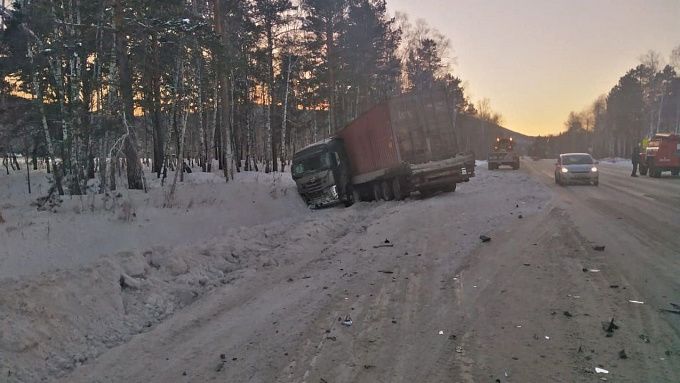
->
[2,160,680,382]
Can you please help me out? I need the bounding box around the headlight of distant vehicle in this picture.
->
[591,167,598,172]
[561,167,569,173]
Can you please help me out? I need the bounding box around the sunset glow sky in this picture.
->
[388,0,680,136]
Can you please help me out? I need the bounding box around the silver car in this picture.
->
[554,153,599,186]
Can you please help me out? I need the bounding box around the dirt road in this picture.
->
[46,161,680,382]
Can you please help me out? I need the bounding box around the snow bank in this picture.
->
[599,157,631,168]
[0,168,308,279]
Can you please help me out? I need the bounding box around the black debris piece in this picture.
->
[480,235,491,243]
[373,244,394,248]
[609,285,619,289]
[619,349,628,359]
[326,336,337,341]
[523,263,531,266]
[378,270,394,274]
[602,318,619,336]
[220,354,226,360]
[582,268,588,272]
[639,334,651,343]
[593,245,606,251]
[563,311,573,318]
[363,365,376,369]
[518,214,523,219]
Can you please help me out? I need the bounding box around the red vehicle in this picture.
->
[639,133,680,177]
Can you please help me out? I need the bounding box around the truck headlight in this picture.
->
[591,167,598,172]
[561,167,569,173]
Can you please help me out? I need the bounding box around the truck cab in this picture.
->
[488,137,520,170]
[292,138,353,208]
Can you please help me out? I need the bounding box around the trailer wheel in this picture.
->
[444,183,457,193]
[381,180,394,201]
[392,178,405,200]
[372,183,382,201]
[352,187,362,203]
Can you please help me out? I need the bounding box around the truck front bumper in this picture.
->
[300,185,341,208]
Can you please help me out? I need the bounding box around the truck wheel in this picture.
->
[672,170,679,176]
[381,180,394,201]
[373,183,382,201]
[343,185,356,207]
[352,187,362,203]
[392,178,405,201]
[444,183,457,193]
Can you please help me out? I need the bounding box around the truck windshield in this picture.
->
[562,154,593,165]
[292,152,332,178]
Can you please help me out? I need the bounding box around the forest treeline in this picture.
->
[0,0,504,196]
[531,50,680,159]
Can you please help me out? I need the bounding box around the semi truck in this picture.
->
[292,91,476,208]
[487,137,519,170]
[639,133,680,177]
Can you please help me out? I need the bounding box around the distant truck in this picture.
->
[292,91,475,208]
[487,137,519,170]
[639,133,680,177]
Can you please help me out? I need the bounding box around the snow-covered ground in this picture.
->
[0,162,552,382]
[0,166,308,279]
[599,157,632,168]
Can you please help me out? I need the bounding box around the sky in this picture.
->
[387,0,680,136]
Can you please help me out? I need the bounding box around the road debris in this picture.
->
[592,245,606,251]
[563,311,573,318]
[602,318,619,336]
[455,346,463,353]
[479,235,492,243]
[659,303,680,315]
[619,349,628,359]
[341,315,353,327]
[373,244,394,248]
[377,270,394,274]
[363,364,376,369]
[639,334,651,343]
[595,367,609,374]
[609,285,619,289]
[628,300,644,304]
[438,330,444,335]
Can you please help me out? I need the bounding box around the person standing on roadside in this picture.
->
[631,144,641,177]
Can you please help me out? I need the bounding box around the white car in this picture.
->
[554,153,599,186]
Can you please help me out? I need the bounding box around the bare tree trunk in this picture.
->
[211,0,233,182]
[28,47,64,195]
[280,56,294,172]
[114,0,144,190]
